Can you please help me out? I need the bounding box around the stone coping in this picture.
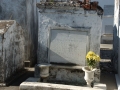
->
[20,77,106,90]
[37,3,82,9]
[37,2,81,8]
[37,64,101,70]
[36,1,103,15]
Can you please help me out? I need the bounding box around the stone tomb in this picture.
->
[0,20,25,84]
[37,6,102,65]
[36,1,102,86]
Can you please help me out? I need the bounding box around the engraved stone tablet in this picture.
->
[49,29,89,65]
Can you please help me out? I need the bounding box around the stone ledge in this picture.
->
[20,79,106,90]
[0,83,6,87]
[101,34,113,41]
[51,64,83,69]
[100,44,113,50]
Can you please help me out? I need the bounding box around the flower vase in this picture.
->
[82,66,96,87]
[39,64,51,78]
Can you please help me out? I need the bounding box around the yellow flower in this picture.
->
[86,54,92,60]
[87,55,93,60]
[96,55,100,61]
[86,51,100,61]
[93,55,97,60]
[86,55,89,59]
[85,51,100,70]
[87,51,95,56]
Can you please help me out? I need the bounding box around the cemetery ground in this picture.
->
[0,45,118,90]
[0,67,117,90]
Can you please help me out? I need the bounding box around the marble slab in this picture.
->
[49,29,89,65]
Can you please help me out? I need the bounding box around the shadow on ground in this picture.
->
[10,68,34,86]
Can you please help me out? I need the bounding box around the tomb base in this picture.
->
[34,64,100,84]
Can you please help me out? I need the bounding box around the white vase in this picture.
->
[82,66,97,87]
[39,64,51,78]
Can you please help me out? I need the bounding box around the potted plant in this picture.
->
[82,51,100,87]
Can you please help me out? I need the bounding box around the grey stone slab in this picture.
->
[20,82,106,90]
[49,29,89,65]
[101,34,113,44]
[101,34,113,40]
[100,44,113,50]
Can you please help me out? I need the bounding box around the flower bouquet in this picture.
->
[86,51,100,70]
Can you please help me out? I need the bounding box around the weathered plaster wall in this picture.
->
[37,8,102,63]
[0,0,26,28]
[49,68,100,84]
[0,20,25,82]
[50,68,86,85]
[26,0,39,65]
[0,0,40,66]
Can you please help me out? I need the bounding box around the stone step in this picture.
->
[100,59,111,62]
[100,44,113,50]
[100,44,113,59]
[20,78,106,90]
[100,50,112,59]
[24,61,30,67]
[101,34,113,44]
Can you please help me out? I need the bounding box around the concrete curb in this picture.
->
[20,82,106,90]
[20,77,106,90]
